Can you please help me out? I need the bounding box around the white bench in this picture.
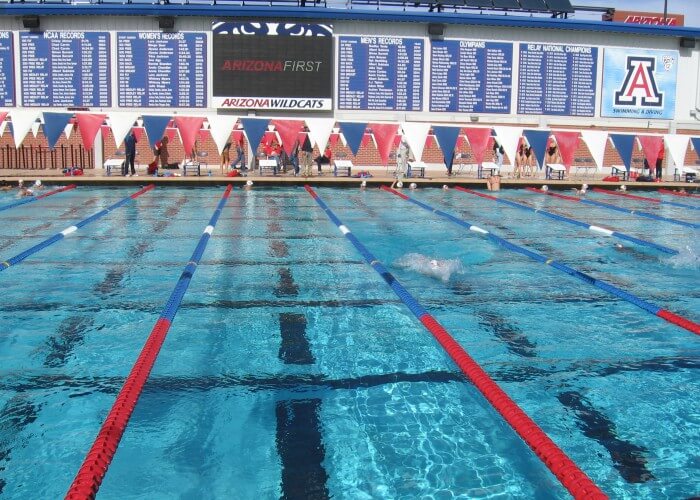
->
[407,161,426,178]
[333,159,353,177]
[546,163,567,180]
[674,165,698,182]
[573,164,597,178]
[259,159,278,176]
[478,161,499,179]
[181,159,201,176]
[103,158,125,176]
[611,165,641,181]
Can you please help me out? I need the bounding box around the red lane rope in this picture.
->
[659,188,700,199]
[35,184,77,200]
[309,185,606,498]
[418,313,607,499]
[526,187,582,201]
[657,310,700,335]
[454,186,498,200]
[66,185,233,499]
[591,188,660,203]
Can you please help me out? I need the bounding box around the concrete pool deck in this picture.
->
[1,167,698,190]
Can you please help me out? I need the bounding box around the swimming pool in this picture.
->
[0,185,697,498]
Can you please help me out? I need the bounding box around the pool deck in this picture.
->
[0,167,698,190]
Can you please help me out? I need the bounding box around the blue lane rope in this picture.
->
[159,185,232,322]
[0,185,155,272]
[456,188,677,255]
[304,185,608,497]
[578,198,699,229]
[381,186,700,335]
[0,184,77,213]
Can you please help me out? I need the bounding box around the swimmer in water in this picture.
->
[573,183,588,196]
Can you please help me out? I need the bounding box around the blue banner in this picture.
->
[432,126,461,169]
[20,31,111,107]
[523,130,551,170]
[430,40,512,114]
[142,115,172,149]
[601,48,677,120]
[609,134,636,172]
[240,118,271,151]
[517,43,597,117]
[338,36,423,111]
[43,112,73,149]
[338,122,367,156]
[117,32,207,108]
[0,32,14,107]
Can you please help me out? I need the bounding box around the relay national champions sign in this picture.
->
[212,22,333,110]
[601,48,678,119]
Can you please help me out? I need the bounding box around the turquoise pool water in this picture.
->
[0,185,697,499]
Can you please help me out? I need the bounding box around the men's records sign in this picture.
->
[212,22,333,110]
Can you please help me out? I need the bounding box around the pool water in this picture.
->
[0,185,697,499]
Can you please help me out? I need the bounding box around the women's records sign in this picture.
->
[212,22,333,110]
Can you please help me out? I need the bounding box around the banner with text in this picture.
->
[601,48,677,119]
[20,31,110,107]
[338,35,423,111]
[117,32,207,108]
[517,43,597,117]
[430,39,512,114]
[0,32,14,107]
[212,22,332,110]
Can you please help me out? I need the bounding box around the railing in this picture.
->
[0,145,94,170]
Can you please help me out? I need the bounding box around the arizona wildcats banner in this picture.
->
[601,48,677,119]
[212,22,333,111]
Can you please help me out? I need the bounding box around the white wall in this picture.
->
[0,14,697,131]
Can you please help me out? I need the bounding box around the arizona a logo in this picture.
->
[614,56,663,107]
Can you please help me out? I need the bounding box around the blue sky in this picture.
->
[572,0,700,26]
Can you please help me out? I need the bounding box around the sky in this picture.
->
[570,0,700,27]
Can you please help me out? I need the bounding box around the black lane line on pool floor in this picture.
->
[452,258,647,481]
[557,391,655,484]
[0,198,99,253]
[3,359,696,396]
[42,316,97,368]
[0,370,464,395]
[275,399,330,500]
[93,196,187,296]
[0,395,40,495]
[279,313,314,365]
[449,281,538,358]
[267,205,330,499]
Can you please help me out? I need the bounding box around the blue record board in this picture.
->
[430,40,512,114]
[0,32,14,107]
[338,36,423,111]
[117,32,207,108]
[20,31,110,107]
[517,43,597,116]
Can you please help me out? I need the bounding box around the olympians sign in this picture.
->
[212,22,332,110]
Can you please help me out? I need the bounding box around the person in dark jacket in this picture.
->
[123,130,137,176]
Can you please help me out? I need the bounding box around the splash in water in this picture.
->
[394,253,465,282]
[667,238,700,270]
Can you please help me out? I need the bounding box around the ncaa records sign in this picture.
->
[601,48,678,119]
[212,22,333,110]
